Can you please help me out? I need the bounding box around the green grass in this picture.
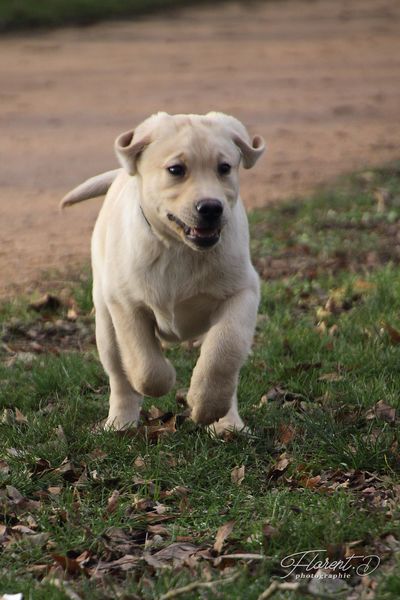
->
[0,0,222,32]
[1,165,400,599]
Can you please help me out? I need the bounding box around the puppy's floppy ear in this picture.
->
[206,111,266,169]
[115,112,169,175]
[233,133,265,169]
[114,129,150,176]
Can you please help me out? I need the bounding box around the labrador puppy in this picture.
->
[61,112,265,434]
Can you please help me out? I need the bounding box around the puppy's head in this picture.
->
[115,112,265,250]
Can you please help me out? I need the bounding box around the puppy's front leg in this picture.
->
[187,285,259,428]
[108,301,176,398]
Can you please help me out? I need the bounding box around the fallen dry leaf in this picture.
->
[353,279,375,293]
[160,486,190,499]
[231,465,245,486]
[52,553,87,577]
[0,460,10,475]
[148,405,166,419]
[14,408,28,424]
[376,400,397,423]
[29,293,62,313]
[318,372,344,382]
[66,307,78,321]
[147,524,170,536]
[299,475,322,489]
[134,455,146,469]
[141,415,177,441]
[262,523,279,550]
[175,388,188,406]
[267,453,291,479]
[383,323,400,345]
[278,423,296,445]
[144,542,199,568]
[213,520,235,554]
[366,400,397,423]
[106,490,120,515]
[96,554,140,573]
[259,386,305,406]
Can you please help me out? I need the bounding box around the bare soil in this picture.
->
[0,0,399,298]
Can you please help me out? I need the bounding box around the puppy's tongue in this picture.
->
[190,227,218,238]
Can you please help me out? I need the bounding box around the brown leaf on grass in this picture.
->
[0,460,10,475]
[55,458,83,483]
[133,497,154,512]
[105,490,120,515]
[267,453,291,480]
[145,512,175,524]
[66,307,78,321]
[259,386,305,406]
[6,485,26,504]
[299,475,322,489]
[231,465,245,486]
[145,542,200,568]
[15,408,28,424]
[353,279,376,293]
[141,415,177,441]
[55,425,67,443]
[30,458,52,477]
[147,524,170,537]
[134,455,146,469]
[87,448,108,461]
[374,187,391,213]
[95,554,140,573]
[262,523,279,551]
[278,423,296,445]
[0,485,42,514]
[148,405,166,419]
[29,293,62,313]
[1,409,16,425]
[175,388,188,406]
[383,323,400,344]
[53,553,88,577]
[375,400,397,422]
[213,520,235,554]
[26,563,51,577]
[318,372,344,382]
[160,486,190,499]
[366,400,397,423]
[102,526,147,554]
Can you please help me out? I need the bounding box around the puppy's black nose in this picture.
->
[196,199,223,220]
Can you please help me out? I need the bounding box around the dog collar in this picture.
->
[140,205,152,230]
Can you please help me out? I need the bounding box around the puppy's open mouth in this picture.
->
[167,213,221,248]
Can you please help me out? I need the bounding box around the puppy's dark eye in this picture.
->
[218,162,231,176]
[167,164,186,177]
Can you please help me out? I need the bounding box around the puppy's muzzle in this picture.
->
[167,198,224,249]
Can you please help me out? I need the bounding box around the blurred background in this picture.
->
[0,0,399,296]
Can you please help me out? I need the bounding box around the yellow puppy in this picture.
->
[62,112,265,434]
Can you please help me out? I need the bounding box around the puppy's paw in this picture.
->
[187,391,232,426]
[208,414,250,437]
[104,411,140,431]
[135,359,176,398]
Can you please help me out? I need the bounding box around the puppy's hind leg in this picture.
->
[94,285,143,430]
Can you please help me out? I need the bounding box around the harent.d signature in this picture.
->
[280,549,380,578]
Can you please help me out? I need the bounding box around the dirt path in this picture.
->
[0,0,399,298]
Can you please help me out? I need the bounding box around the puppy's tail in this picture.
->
[60,169,121,209]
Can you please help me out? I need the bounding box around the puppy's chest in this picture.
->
[140,256,228,341]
